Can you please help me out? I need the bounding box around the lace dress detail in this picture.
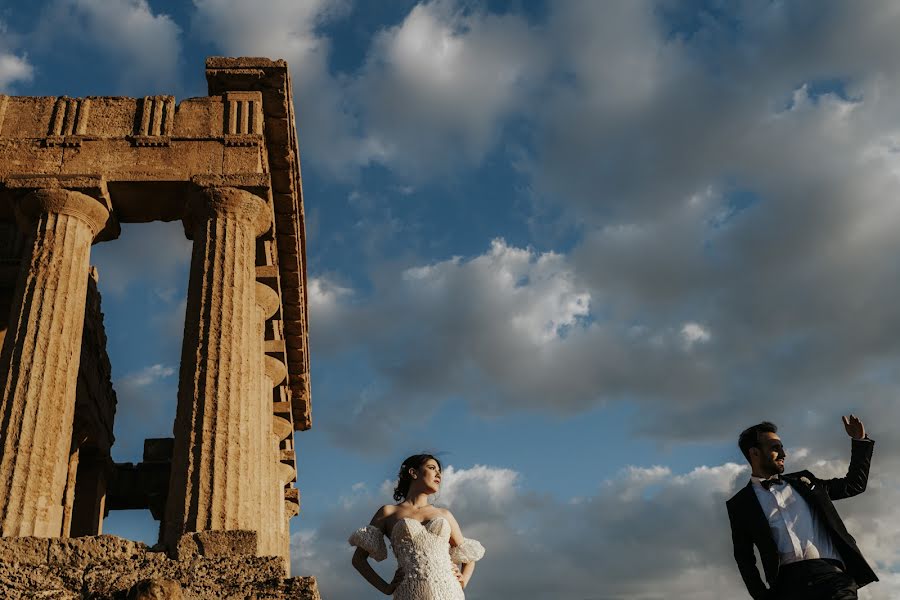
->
[348,525,388,561]
[349,517,484,599]
[449,538,484,564]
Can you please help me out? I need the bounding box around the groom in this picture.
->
[726,416,877,599]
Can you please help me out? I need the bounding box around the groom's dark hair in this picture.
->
[738,421,778,462]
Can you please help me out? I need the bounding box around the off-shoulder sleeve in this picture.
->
[348,525,388,561]
[449,537,485,563]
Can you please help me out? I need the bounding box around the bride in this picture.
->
[349,454,485,598]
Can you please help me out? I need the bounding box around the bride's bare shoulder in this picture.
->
[433,506,456,521]
[369,504,398,526]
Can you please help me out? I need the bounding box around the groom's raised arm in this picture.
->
[819,415,874,501]
[726,500,770,600]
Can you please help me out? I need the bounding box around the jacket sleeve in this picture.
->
[818,437,874,501]
[727,499,771,600]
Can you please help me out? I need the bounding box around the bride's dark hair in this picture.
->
[393,454,442,502]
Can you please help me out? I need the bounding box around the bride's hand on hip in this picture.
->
[385,567,404,595]
[452,564,466,589]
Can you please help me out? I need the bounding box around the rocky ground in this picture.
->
[0,532,320,599]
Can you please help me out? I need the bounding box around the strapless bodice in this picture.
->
[389,517,461,598]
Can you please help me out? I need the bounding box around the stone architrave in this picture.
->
[0,186,112,538]
[163,186,271,548]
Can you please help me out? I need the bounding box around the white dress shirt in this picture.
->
[750,475,843,566]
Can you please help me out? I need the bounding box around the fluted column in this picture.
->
[0,188,111,537]
[273,414,294,563]
[264,357,287,559]
[255,282,280,557]
[163,186,271,548]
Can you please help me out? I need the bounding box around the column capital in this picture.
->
[276,461,295,484]
[255,281,279,320]
[272,415,292,441]
[264,355,287,387]
[184,185,271,239]
[5,175,118,241]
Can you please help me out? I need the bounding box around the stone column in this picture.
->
[163,186,271,548]
[285,495,300,571]
[255,282,281,557]
[70,446,108,537]
[273,415,294,563]
[264,357,287,559]
[0,188,111,538]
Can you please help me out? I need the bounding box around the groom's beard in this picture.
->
[761,456,785,477]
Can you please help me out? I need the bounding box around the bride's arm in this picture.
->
[351,547,400,595]
[441,509,477,589]
[351,506,401,595]
[458,560,475,589]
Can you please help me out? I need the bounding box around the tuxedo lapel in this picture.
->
[737,480,782,585]
[740,482,770,538]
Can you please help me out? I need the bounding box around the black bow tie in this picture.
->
[761,477,785,490]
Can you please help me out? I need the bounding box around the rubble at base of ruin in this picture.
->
[0,58,317,598]
[0,532,321,600]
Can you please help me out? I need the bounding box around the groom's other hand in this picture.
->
[842,414,866,440]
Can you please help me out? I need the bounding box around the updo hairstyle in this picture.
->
[393,454,442,502]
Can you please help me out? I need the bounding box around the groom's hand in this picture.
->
[842,414,865,440]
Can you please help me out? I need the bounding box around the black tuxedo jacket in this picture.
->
[725,438,877,600]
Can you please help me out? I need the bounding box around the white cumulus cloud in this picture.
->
[0,53,33,92]
[355,0,548,175]
[36,0,182,93]
[119,363,175,388]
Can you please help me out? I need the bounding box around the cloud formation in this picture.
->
[0,21,33,92]
[353,0,547,176]
[192,0,548,177]
[312,209,900,461]
[300,1,900,457]
[313,239,657,451]
[0,54,33,92]
[118,363,175,388]
[35,0,182,93]
[192,0,365,175]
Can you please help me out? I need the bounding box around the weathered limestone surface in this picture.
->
[0,533,321,599]
[67,268,118,538]
[0,186,113,538]
[163,186,272,548]
[255,283,282,560]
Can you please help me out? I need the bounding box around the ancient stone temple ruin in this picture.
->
[0,58,320,599]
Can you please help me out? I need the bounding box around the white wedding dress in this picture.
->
[350,517,484,599]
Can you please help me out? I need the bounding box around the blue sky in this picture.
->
[2,1,900,598]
